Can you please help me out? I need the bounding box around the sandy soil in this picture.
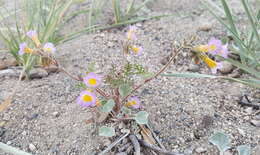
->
[0,0,260,155]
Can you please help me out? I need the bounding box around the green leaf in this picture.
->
[98,126,115,137]
[209,131,231,153]
[122,106,131,114]
[119,84,131,97]
[134,111,149,124]
[237,145,251,155]
[101,99,115,112]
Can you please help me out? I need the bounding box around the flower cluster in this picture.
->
[76,72,102,107]
[18,30,56,56]
[125,26,143,56]
[193,37,229,74]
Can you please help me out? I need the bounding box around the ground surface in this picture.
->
[0,0,260,155]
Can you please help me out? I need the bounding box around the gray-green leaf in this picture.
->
[209,131,230,153]
[134,111,149,124]
[119,84,131,97]
[101,99,115,112]
[237,145,251,155]
[98,126,115,137]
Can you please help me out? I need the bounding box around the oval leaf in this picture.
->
[134,111,149,124]
[209,131,230,153]
[119,84,131,97]
[98,126,115,137]
[237,145,251,155]
[101,99,115,112]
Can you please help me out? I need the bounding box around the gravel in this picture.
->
[0,0,259,154]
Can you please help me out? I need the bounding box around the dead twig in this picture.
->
[146,124,166,149]
[98,132,130,155]
[238,95,260,109]
[129,135,141,155]
[118,143,131,152]
[138,139,182,155]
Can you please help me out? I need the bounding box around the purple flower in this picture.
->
[26,30,37,38]
[126,25,137,40]
[18,42,33,55]
[26,30,41,47]
[207,38,222,54]
[126,97,140,109]
[218,44,229,58]
[76,90,96,107]
[43,42,56,54]
[83,72,102,88]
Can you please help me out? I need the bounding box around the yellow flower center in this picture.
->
[209,45,216,51]
[44,47,52,53]
[82,94,93,102]
[88,78,97,86]
[126,101,136,107]
[131,46,140,54]
[24,47,33,53]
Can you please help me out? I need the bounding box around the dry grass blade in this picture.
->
[0,96,12,112]
[140,125,156,145]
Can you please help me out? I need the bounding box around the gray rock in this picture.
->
[187,64,200,72]
[219,61,234,74]
[29,68,48,79]
[116,152,127,155]
[253,145,260,155]
[255,115,260,120]
[0,127,6,137]
[250,120,260,127]
[195,147,207,153]
[29,143,36,151]
[52,112,60,117]
[244,107,253,114]
[0,69,20,78]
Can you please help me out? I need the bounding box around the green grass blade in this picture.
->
[0,142,32,155]
[241,0,260,43]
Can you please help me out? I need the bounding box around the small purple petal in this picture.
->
[18,43,27,55]
[219,44,229,58]
[43,42,56,53]
[26,30,37,38]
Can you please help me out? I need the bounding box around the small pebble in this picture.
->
[52,112,60,117]
[197,24,212,32]
[7,141,12,145]
[253,145,260,155]
[255,115,260,120]
[195,147,207,153]
[187,64,200,72]
[0,127,6,137]
[244,107,253,114]
[219,61,234,74]
[250,120,260,127]
[29,68,48,79]
[29,143,36,151]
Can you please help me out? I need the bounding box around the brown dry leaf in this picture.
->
[140,125,156,145]
[0,96,12,112]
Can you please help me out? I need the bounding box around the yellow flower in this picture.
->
[199,54,222,74]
